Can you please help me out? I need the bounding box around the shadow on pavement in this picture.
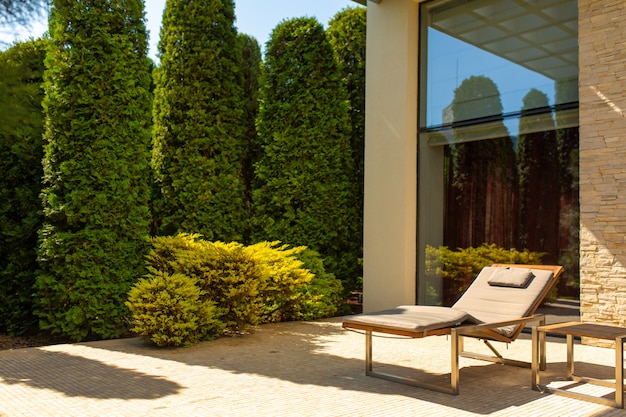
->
[0,348,183,399]
[77,318,605,415]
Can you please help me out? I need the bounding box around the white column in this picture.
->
[362,0,419,312]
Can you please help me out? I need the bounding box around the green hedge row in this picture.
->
[0,38,47,334]
[0,5,366,339]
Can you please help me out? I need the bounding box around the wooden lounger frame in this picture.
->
[343,264,564,395]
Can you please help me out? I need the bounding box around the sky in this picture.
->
[426,28,555,132]
[0,0,361,60]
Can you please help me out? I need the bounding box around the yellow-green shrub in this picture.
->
[244,244,344,322]
[129,234,345,346]
[145,234,265,331]
[195,241,266,330]
[126,271,223,347]
[244,241,313,322]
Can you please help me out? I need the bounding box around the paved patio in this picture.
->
[0,316,624,416]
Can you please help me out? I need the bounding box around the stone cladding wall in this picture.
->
[579,0,626,346]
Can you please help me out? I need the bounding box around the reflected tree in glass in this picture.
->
[556,79,580,296]
[445,75,517,250]
[517,89,559,264]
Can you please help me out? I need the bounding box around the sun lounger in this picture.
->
[342,264,564,394]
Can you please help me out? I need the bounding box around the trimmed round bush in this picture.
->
[126,271,224,347]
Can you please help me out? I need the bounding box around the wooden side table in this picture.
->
[532,321,626,408]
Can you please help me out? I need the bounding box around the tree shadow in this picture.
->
[0,348,182,399]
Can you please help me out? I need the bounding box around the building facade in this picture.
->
[360,0,626,335]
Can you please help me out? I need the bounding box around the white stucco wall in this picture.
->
[362,0,420,312]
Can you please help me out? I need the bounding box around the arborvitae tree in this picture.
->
[253,17,358,287]
[446,75,517,249]
[0,38,47,334]
[327,6,366,280]
[238,33,261,244]
[37,0,153,341]
[152,0,246,241]
[517,89,559,262]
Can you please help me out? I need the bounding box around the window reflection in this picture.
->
[419,0,579,305]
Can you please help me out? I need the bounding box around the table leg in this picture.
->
[567,334,574,379]
[616,336,624,408]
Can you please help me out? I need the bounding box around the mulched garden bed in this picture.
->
[0,333,60,350]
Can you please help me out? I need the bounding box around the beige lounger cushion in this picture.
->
[487,267,533,288]
[342,305,468,335]
[452,266,554,337]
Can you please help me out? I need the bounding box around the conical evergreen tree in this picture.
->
[0,38,47,334]
[327,6,366,283]
[238,33,261,244]
[152,0,246,241]
[37,0,153,341]
[253,17,358,287]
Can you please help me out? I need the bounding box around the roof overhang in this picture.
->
[427,0,577,82]
[351,0,380,5]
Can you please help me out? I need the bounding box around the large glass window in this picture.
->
[418,0,579,305]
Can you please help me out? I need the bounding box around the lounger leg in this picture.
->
[532,326,540,390]
[366,330,373,374]
[361,329,458,395]
[451,328,460,395]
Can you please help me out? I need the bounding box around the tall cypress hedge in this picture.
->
[239,33,262,244]
[327,7,366,196]
[0,38,47,334]
[327,7,366,282]
[37,0,153,341]
[152,0,247,241]
[253,17,358,287]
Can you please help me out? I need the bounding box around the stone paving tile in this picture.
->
[0,318,622,416]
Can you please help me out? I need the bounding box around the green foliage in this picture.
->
[152,0,247,241]
[327,8,366,285]
[294,249,344,319]
[253,17,359,289]
[126,271,223,347]
[238,33,262,243]
[0,38,47,334]
[425,244,546,305]
[37,0,153,341]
